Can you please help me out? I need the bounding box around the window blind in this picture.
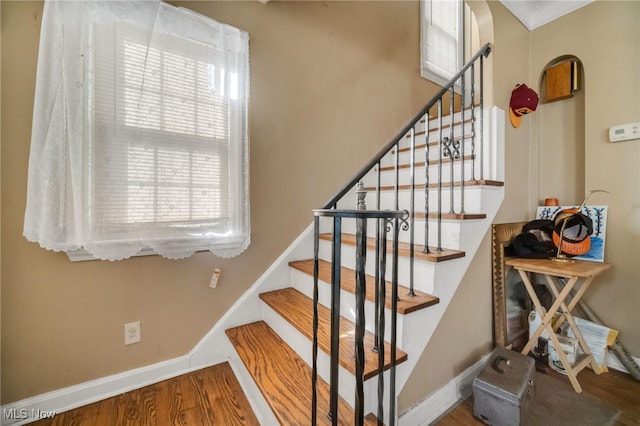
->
[24,1,250,261]
[421,0,464,86]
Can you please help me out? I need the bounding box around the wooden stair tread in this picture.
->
[365,179,504,192]
[413,211,486,220]
[260,287,407,381]
[226,321,378,426]
[289,259,439,314]
[319,233,465,263]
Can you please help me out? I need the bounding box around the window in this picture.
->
[24,1,250,261]
[421,0,467,87]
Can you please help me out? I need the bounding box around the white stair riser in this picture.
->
[343,217,487,251]
[387,143,476,166]
[366,162,479,188]
[290,268,407,340]
[339,217,464,250]
[318,241,437,296]
[337,185,484,216]
[389,121,476,149]
[386,137,477,164]
[360,189,484,216]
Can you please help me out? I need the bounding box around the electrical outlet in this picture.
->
[209,268,221,288]
[124,321,141,345]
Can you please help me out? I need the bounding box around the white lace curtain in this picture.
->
[24,0,250,261]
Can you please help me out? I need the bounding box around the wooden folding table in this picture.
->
[504,257,611,393]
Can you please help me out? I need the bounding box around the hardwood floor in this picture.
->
[435,368,640,426]
[29,362,259,426]
[27,360,640,425]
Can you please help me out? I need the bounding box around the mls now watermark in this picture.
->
[3,408,56,421]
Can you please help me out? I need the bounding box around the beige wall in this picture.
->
[1,1,442,403]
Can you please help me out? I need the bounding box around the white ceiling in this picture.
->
[498,0,595,31]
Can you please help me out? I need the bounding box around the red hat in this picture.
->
[509,83,539,128]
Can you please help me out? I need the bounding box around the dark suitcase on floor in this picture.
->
[473,346,535,425]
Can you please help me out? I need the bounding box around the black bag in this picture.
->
[513,219,556,259]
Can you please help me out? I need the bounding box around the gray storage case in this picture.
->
[473,346,535,426]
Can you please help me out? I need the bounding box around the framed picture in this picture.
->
[536,205,608,262]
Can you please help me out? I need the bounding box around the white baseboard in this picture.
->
[398,353,491,426]
[0,356,194,425]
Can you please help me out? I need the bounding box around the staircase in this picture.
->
[189,43,505,425]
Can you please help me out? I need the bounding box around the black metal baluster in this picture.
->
[376,217,387,425]
[329,217,341,425]
[424,113,431,254]
[409,128,416,296]
[394,141,400,212]
[437,99,443,251]
[449,86,456,214]
[376,161,382,211]
[312,215,320,426]
[374,162,381,353]
[354,240,367,425]
[470,62,476,181]
[389,216,403,426]
[480,54,485,181]
[460,70,466,214]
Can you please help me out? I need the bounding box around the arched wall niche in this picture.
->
[536,55,586,206]
[539,55,583,103]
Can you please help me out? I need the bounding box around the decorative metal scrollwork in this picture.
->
[383,210,410,233]
[400,210,410,231]
[442,136,461,160]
